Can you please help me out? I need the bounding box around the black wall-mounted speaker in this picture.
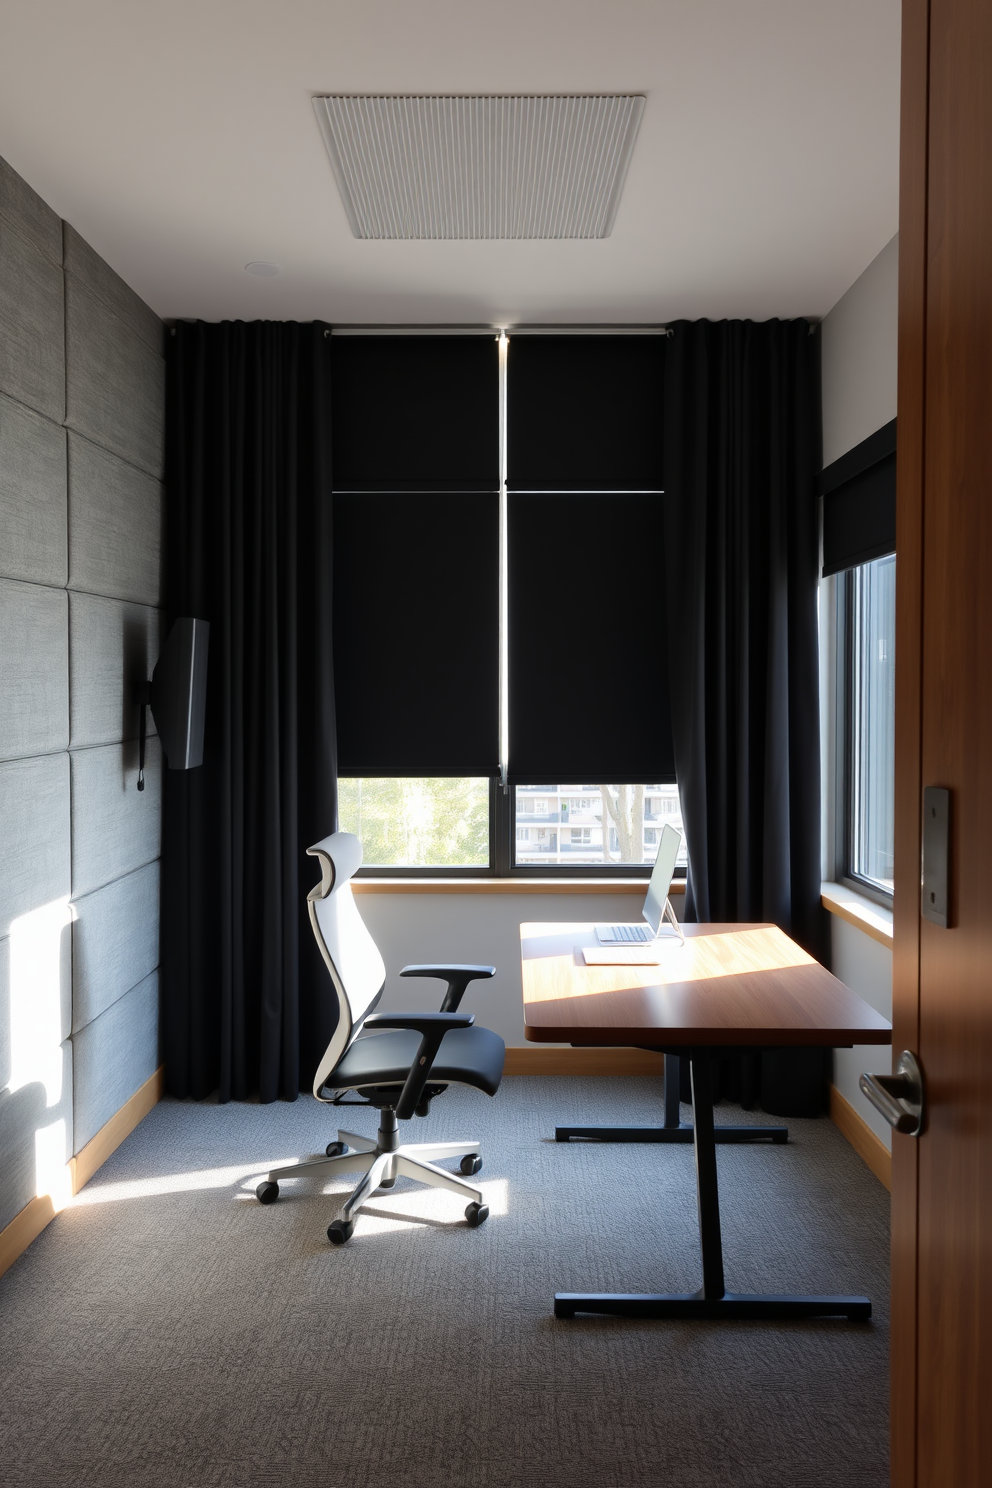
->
[150,617,210,769]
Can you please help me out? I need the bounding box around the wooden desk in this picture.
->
[521,921,893,1322]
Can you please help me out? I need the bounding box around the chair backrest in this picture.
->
[307,831,386,1098]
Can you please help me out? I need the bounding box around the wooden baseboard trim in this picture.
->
[830,1083,891,1190]
[72,1065,165,1193]
[503,1046,666,1076]
[0,1194,60,1283]
[0,1064,165,1282]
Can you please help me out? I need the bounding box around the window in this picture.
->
[338,778,489,868]
[331,332,678,876]
[845,556,896,896]
[820,421,897,904]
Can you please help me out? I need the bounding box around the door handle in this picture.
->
[859,1051,925,1136]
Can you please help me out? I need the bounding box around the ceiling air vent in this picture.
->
[312,94,645,240]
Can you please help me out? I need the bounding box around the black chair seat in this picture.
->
[323,1026,505,1100]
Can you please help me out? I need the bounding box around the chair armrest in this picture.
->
[362,1011,475,1119]
[363,1012,474,1034]
[399,964,496,1012]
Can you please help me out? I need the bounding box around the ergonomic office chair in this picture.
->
[255,831,505,1244]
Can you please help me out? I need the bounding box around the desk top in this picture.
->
[520,922,892,1048]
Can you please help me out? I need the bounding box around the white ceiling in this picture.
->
[0,0,901,325]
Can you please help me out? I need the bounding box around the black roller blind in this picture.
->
[333,491,499,776]
[331,335,499,491]
[507,492,675,781]
[820,419,896,576]
[507,335,665,491]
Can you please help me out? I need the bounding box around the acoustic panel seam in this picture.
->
[71,954,161,1036]
[61,370,166,484]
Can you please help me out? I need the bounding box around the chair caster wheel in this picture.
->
[327,1219,355,1245]
[325,1141,347,1157]
[465,1202,489,1228]
[256,1181,279,1204]
[460,1154,483,1176]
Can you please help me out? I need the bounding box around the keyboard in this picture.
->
[595,923,652,943]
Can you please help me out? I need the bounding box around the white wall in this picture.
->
[829,916,893,1148]
[819,231,899,1146]
[355,888,645,1047]
[820,232,898,466]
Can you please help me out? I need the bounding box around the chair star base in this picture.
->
[261,1129,485,1238]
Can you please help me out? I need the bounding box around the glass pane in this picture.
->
[849,556,896,893]
[338,778,489,867]
[513,784,686,867]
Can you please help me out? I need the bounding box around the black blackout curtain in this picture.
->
[162,321,337,1103]
[662,319,825,1112]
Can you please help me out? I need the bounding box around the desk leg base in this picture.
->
[554,1124,788,1144]
[553,1291,871,1321]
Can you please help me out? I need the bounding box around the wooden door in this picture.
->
[893,0,992,1483]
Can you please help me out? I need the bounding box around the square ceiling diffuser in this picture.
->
[312,94,645,240]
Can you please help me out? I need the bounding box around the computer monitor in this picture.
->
[642,822,683,936]
[593,822,684,948]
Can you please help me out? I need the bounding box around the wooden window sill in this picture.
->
[354,878,687,896]
[821,881,893,948]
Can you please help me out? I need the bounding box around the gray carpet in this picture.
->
[0,1078,889,1488]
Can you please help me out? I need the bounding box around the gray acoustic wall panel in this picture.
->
[0,152,166,1236]
[72,972,158,1150]
[72,861,160,1034]
[0,939,8,1090]
[63,225,162,356]
[70,737,161,899]
[64,275,165,478]
[0,218,65,424]
[0,580,68,761]
[69,592,162,748]
[67,432,163,605]
[0,393,67,587]
[0,154,62,263]
[0,926,72,1092]
[0,1039,72,1232]
[0,753,71,941]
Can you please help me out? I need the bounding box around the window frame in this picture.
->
[835,562,896,908]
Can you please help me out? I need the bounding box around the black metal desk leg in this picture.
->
[554,1052,788,1145]
[553,1049,872,1323]
[664,1052,682,1127]
[689,1056,725,1299]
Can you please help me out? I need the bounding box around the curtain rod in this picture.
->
[326,324,672,337]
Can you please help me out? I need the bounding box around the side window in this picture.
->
[845,555,896,897]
